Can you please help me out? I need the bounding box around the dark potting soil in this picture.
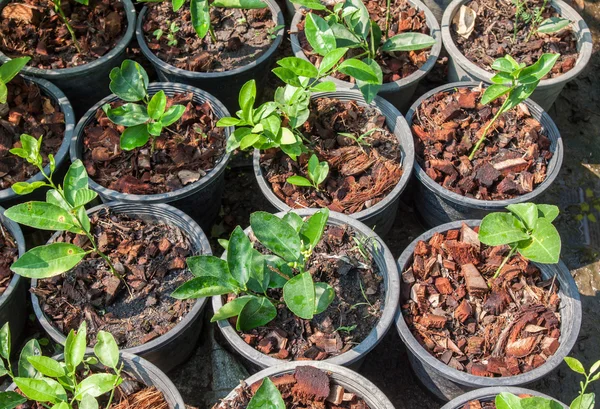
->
[142,2,275,73]
[232,223,384,361]
[82,92,226,195]
[32,209,196,349]
[214,366,372,409]
[412,87,553,200]
[261,98,403,214]
[295,0,431,84]
[0,76,65,189]
[0,0,127,69]
[451,0,578,76]
[0,223,18,296]
[401,223,562,377]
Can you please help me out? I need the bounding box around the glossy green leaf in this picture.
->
[94,331,119,369]
[217,117,241,127]
[277,57,318,78]
[0,391,27,409]
[338,59,379,83]
[11,243,86,279]
[14,378,61,404]
[109,60,148,102]
[191,0,211,39]
[314,282,334,314]
[211,295,255,322]
[299,208,329,250]
[160,105,186,127]
[479,213,530,246]
[212,0,267,8]
[238,80,256,115]
[521,396,563,409]
[481,84,512,105]
[250,212,302,261]
[226,127,252,152]
[507,203,538,230]
[272,67,302,87]
[310,81,336,92]
[187,256,229,278]
[237,296,277,331]
[5,202,80,232]
[519,53,560,81]
[0,82,7,104]
[227,226,253,287]
[247,250,269,293]
[289,0,326,9]
[282,212,304,232]
[356,57,382,103]
[80,394,99,409]
[570,393,595,409]
[381,33,435,52]
[75,374,121,399]
[495,392,523,409]
[283,272,315,319]
[63,159,89,207]
[18,339,41,378]
[287,175,313,187]
[537,204,559,222]
[0,57,31,84]
[0,323,10,360]
[171,276,234,299]
[147,90,167,120]
[490,71,513,84]
[247,377,285,409]
[52,400,71,409]
[330,22,363,48]
[172,0,185,10]
[305,13,336,55]
[65,322,87,373]
[102,103,149,127]
[26,356,65,378]
[307,154,328,186]
[73,189,97,208]
[537,17,570,33]
[343,0,370,39]
[590,360,600,375]
[491,55,521,73]
[120,124,151,151]
[318,48,348,75]
[517,218,561,263]
[11,181,47,195]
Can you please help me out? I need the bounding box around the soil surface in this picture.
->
[232,223,384,361]
[401,223,562,377]
[296,0,431,84]
[142,2,276,72]
[214,366,371,408]
[452,0,578,76]
[0,76,65,190]
[32,209,196,349]
[0,0,127,69]
[412,87,553,200]
[82,92,226,195]
[261,98,403,214]
[0,223,18,296]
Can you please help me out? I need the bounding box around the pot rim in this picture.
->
[0,206,26,310]
[440,386,568,409]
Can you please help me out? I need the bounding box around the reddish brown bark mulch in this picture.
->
[451,0,578,76]
[0,223,18,297]
[214,366,372,408]
[412,87,553,200]
[296,0,431,84]
[142,3,275,73]
[401,223,562,377]
[461,400,497,409]
[82,92,226,195]
[32,209,196,349]
[261,98,403,214]
[0,0,127,69]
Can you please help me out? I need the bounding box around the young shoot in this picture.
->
[154,21,181,46]
[0,57,31,104]
[478,203,561,280]
[51,0,89,54]
[468,53,559,160]
[291,0,436,102]
[103,60,186,151]
[5,134,120,280]
[337,127,383,147]
[287,154,329,191]
[0,322,124,409]
[172,209,334,331]
[512,0,571,43]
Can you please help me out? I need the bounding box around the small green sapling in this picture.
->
[512,0,571,42]
[154,21,181,46]
[286,154,329,191]
[337,127,383,147]
[0,322,124,409]
[5,134,120,279]
[103,60,186,151]
[0,57,30,105]
[172,209,335,330]
[468,53,560,160]
[478,203,561,279]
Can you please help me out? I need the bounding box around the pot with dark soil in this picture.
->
[70,60,231,232]
[135,0,284,112]
[440,0,592,111]
[441,387,567,409]
[394,219,581,401]
[0,0,137,117]
[213,361,395,408]
[289,0,441,111]
[406,82,563,227]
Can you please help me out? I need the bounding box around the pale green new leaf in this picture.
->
[11,243,87,279]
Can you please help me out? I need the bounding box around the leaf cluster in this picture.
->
[0,57,30,104]
[286,154,329,191]
[0,322,123,409]
[153,21,180,46]
[103,60,186,151]
[172,209,334,331]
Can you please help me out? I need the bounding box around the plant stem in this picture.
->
[385,0,391,39]
[468,97,509,160]
[104,364,123,409]
[209,26,218,43]
[52,0,83,54]
[492,245,518,279]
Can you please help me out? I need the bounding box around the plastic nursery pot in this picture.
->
[70,82,232,233]
[135,0,284,113]
[7,352,186,409]
[31,201,212,373]
[212,208,400,372]
[394,220,582,401]
[253,90,415,237]
[441,0,593,111]
[405,82,564,228]
[0,0,136,118]
[441,386,568,409]
[0,75,75,209]
[217,361,395,409]
[289,0,442,113]
[0,206,27,349]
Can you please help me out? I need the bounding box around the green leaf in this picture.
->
[330,22,363,48]
[305,13,336,55]
[0,323,10,360]
[247,377,285,409]
[237,296,277,331]
[238,80,257,115]
[226,127,251,152]
[240,133,261,150]
[172,0,185,10]
[227,226,253,287]
[0,81,7,105]
[314,282,334,314]
[381,33,436,52]
[80,394,99,409]
[11,243,86,278]
[282,212,304,232]
[217,117,241,127]
[212,0,267,7]
[277,57,318,78]
[521,396,563,409]
[308,154,329,186]
[272,67,302,87]
[73,0,88,5]
[481,84,512,105]
[496,392,523,409]
[73,189,98,208]
[94,331,119,369]
[318,47,348,75]
[0,391,27,409]
[264,255,294,288]
[538,17,570,33]
[52,400,71,409]
[46,189,70,211]
[75,374,121,399]
[0,359,8,378]
[478,213,530,246]
[590,360,600,375]
[120,124,151,151]
[190,0,211,38]
[570,394,595,409]
[356,57,382,104]
[14,378,61,404]
[109,60,148,102]
[102,103,149,127]
[310,81,336,92]
[160,105,186,127]
[286,175,313,187]
[564,356,585,374]
[492,55,520,73]
[519,53,560,81]
[507,203,538,230]
[289,0,326,9]
[490,71,514,84]
[63,159,89,207]
[0,57,31,84]
[283,272,316,319]
[147,90,167,120]
[299,208,329,250]
[11,181,47,195]
[250,212,302,262]
[187,256,229,278]
[247,250,270,293]
[517,217,561,263]
[171,276,234,299]
[338,59,379,83]
[343,0,370,39]
[26,356,65,378]
[537,204,559,222]
[211,295,255,322]
[65,322,87,373]
[18,134,41,164]
[18,339,41,378]
[280,141,303,161]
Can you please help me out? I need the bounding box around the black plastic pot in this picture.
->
[217,361,395,409]
[212,208,400,372]
[0,75,75,209]
[7,352,186,409]
[441,0,593,111]
[441,387,568,409]
[31,202,212,373]
[289,0,442,112]
[406,82,564,228]
[135,0,284,113]
[0,206,27,349]
[70,83,232,233]
[395,220,582,401]
[253,90,415,237]
[0,0,136,118]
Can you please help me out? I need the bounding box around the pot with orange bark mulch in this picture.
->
[394,220,581,401]
[440,387,567,409]
[406,82,563,228]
